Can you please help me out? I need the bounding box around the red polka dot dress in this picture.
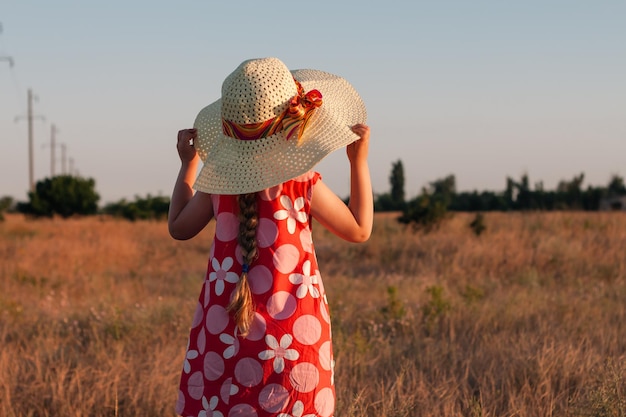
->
[176,172,335,417]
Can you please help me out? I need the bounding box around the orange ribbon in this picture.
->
[222,79,323,142]
[281,80,323,141]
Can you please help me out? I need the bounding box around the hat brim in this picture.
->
[192,68,366,195]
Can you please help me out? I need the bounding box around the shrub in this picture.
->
[16,176,99,218]
[469,212,487,236]
[102,194,170,221]
[398,188,450,232]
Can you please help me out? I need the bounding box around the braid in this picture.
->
[227,192,258,336]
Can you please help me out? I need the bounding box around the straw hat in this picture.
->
[192,57,366,195]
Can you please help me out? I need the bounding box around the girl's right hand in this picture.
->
[177,128,198,162]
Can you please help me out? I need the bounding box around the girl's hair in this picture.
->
[227,192,258,336]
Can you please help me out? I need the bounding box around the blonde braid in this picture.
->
[227,192,258,337]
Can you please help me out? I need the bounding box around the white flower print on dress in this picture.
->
[209,257,239,296]
[199,395,223,417]
[183,339,198,374]
[277,400,316,417]
[273,195,307,234]
[220,329,240,359]
[258,334,299,373]
[289,260,320,299]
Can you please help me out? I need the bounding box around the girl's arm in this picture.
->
[311,124,373,243]
[168,129,214,240]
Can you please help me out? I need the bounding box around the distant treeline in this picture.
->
[374,160,626,213]
[0,176,169,221]
[2,167,625,222]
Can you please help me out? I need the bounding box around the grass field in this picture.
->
[1,211,625,416]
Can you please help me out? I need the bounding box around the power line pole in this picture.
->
[27,90,36,191]
[49,124,58,177]
[61,143,67,175]
[15,89,45,192]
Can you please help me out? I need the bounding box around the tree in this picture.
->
[17,175,100,218]
[0,196,14,211]
[556,173,585,209]
[0,196,14,221]
[389,159,405,209]
[429,174,456,206]
[398,174,456,232]
[607,174,626,197]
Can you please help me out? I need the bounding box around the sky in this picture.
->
[1,1,624,205]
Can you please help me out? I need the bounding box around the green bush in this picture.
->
[102,194,170,221]
[16,176,99,218]
[398,188,450,232]
[469,212,487,236]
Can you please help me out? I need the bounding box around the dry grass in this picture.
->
[1,211,625,416]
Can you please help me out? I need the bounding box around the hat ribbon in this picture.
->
[222,79,322,142]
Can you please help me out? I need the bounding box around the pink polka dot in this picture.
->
[203,282,211,307]
[191,302,203,328]
[197,328,206,354]
[289,362,319,393]
[300,228,313,253]
[315,387,335,417]
[234,245,243,265]
[273,244,300,274]
[228,403,258,417]
[220,377,235,404]
[248,265,273,294]
[187,371,204,400]
[266,291,297,320]
[175,389,185,414]
[234,357,263,387]
[257,218,278,248]
[246,313,267,341]
[258,383,290,413]
[216,212,238,241]
[203,351,224,381]
[206,305,229,334]
[293,315,322,345]
[319,341,332,371]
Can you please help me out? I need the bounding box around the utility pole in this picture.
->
[61,143,67,175]
[27,90,35,191]
[15,89,45,192]
[49,124,58,177]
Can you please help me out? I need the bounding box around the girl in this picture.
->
[168,57,372,417]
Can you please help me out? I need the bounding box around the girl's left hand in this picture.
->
[347,124,370,164]
[177,128,198,162]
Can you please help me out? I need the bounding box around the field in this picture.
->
[1,211,625,416]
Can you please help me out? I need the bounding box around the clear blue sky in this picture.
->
[1,1,624,204]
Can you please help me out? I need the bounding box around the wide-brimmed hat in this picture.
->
[192,57,366,195]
